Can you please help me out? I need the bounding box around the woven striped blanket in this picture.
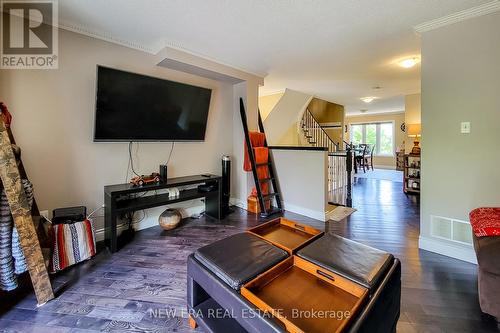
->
[51,219,96,273]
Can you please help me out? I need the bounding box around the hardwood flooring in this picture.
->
[1,177,498,332]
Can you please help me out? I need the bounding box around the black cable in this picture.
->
[166,141,175,165]
[129,141,140,177]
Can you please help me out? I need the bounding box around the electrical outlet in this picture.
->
[40,210,49,220]
[461,122,471,134]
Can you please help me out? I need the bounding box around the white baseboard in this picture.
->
[282,202,326,222]
[419,236,477,264]
[230,197,246,209]
[230,197,325,222]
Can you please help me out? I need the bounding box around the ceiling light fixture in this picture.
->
[398,57,420,68]
[361,97,376,103]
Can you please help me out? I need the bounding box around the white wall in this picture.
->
[263,89,312,145]
[232,81,260,208]
[271,149,328,221]
[420,11,500,263]
[0,29,260,233]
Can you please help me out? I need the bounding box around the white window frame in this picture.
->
[349,121,395,157]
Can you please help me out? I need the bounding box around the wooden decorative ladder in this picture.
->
[239,98,283,217]
[0,106,54,305]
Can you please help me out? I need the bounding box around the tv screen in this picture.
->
[94,66,212,142]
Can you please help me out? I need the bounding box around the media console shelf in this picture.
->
[104,174,221,253]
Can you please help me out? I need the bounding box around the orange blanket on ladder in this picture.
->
[243,132,269,195]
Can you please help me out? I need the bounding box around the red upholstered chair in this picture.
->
[470,208,500,321]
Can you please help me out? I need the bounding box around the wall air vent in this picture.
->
[430,215,473,245]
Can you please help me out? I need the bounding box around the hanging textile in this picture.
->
[0,179,33,291]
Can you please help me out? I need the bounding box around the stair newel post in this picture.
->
[346,147,353,208]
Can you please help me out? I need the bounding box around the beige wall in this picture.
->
[420,11,500,262]
[345,112,405,168]
[263,89,312,145]
[308,98,345,145]
[271,149,328,221]
[405,93,421,152]
[259,92,284,120]
[0,29,259,232]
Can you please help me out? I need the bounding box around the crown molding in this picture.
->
[57,20,266,79]
[414,1,500,33]
[58,20,158,54]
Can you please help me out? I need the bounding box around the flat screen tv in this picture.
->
[94,66,212,142]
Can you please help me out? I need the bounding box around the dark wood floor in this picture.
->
[1,177,498,332]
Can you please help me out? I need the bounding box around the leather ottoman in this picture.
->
[194,233,288,290]
[296,234,394,291]
[297,234,401,333]
[187,232,401,332]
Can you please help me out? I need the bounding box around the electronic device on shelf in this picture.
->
[167,187,180,198]
[159,164,168,183]
[221,155,231,216]
[198,183,216,193]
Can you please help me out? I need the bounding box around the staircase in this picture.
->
[300,108,339,152]
[300,108,353,207]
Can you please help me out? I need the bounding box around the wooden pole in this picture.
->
[0,119,54,305]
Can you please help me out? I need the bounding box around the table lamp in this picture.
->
[407,123,421,155]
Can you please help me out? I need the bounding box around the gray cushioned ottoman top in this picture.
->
[194,232,288,290]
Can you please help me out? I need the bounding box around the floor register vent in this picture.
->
[430,215,473,245]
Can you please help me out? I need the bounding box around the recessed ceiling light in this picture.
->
[398,57,420,68]
[361,97,376,103]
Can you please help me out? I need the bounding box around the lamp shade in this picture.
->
[407,123,421,137]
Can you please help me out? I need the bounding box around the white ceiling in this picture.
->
[58,0,491,114]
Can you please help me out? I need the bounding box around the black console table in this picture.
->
[104,174,221,253]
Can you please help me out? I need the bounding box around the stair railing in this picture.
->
[300,109,339,153]
[300,108,352,207]
[328,148,353,207]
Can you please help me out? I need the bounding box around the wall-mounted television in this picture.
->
[94,66,212,142]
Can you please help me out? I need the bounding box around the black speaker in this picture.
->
[221,155,231,216]
[159,164,168,183]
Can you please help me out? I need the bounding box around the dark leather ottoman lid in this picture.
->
[297,234,393,290]
[194,232,288,290]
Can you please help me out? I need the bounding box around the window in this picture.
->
[350,122,394,156]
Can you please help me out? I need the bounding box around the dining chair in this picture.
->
[355,144,368,173]
[364,144,374,171]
